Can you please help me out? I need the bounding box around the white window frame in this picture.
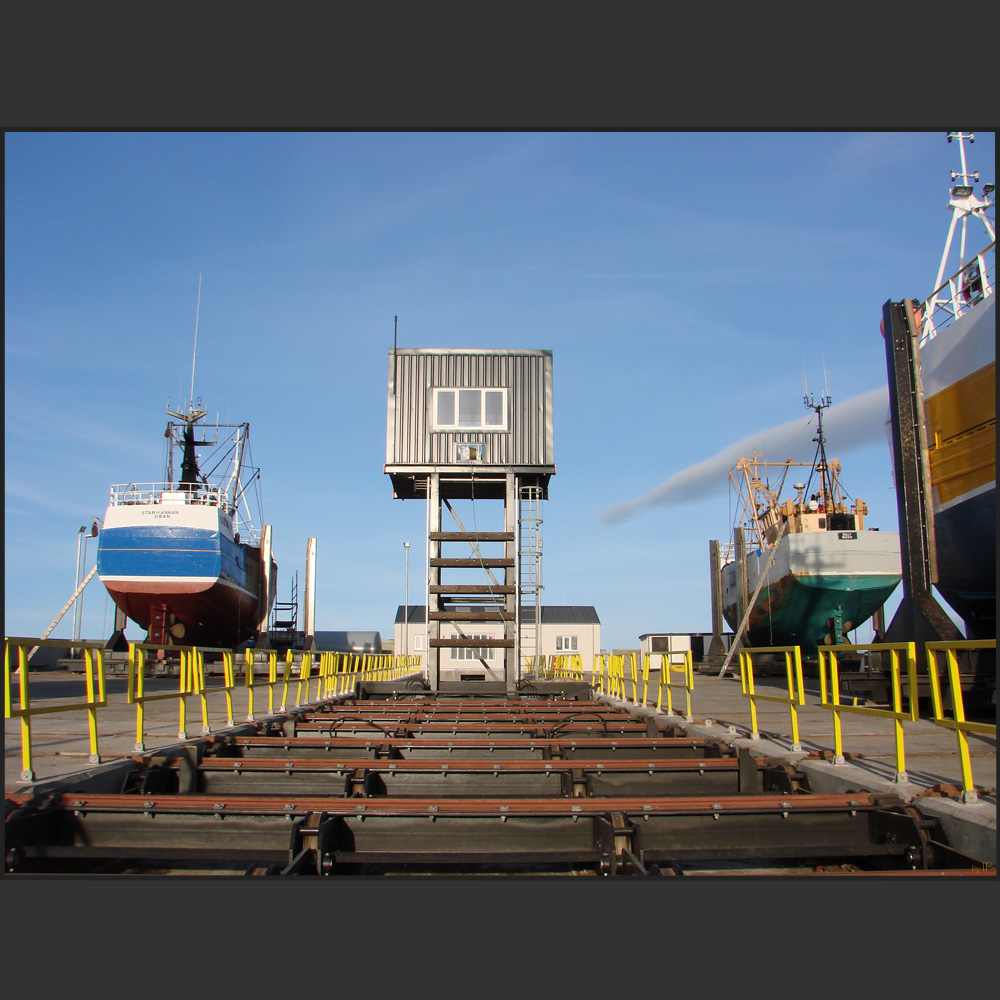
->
[555,635,578,652]
[413,634,427,652]
[432,388,507,431]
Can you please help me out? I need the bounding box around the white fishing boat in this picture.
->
[721,397,902,655]
[97,401,277,648]
[96,280,277,647]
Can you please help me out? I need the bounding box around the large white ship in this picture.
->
[907,132,995,638]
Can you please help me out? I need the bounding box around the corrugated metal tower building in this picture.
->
[385,348,555,693]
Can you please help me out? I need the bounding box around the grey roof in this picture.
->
[395,606,599,625]
[312,630,383,652]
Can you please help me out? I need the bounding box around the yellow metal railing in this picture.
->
[591,650,695,718]
[627,651,640,702]
[639,654,652,706]
[542,654,584,680]
[129,642,243,748]
[593,652,646,705]
[817,642,918,782]
[605,653,626,699]
[655,651,695,721]
[738,645,806,750]
[243,648,294,718]
[7,636,426,781]
[5,637,110,781]
[592,653,607,694]
[926,639,996,803]
[319,651,421,694]
[590,637,994,801]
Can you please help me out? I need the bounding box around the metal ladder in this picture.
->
[270,572,299,639]
[518,485,543,675]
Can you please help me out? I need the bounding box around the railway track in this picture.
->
[3,691,989,876]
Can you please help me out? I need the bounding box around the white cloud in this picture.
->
[599,386,889,524]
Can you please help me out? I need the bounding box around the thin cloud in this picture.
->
[599,386,889,525]
[827,133,926,186]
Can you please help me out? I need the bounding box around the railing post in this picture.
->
[223,651,235,727]
[5,640,35,781]
[245,649,257,722]
[926,640,996,803]
[740,650,760,740]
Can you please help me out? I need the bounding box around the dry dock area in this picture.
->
[5,661,995,877]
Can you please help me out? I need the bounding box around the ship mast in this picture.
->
[933,132,995,291]
[923,133,996,343]
[803,380,833,510]
[165,275,209,489]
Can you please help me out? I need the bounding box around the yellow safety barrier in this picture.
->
[129,642,240,747]
[639,654,651,706]
[592,653,607,694]
[322,652,420,692]
[7,637,426,782]
[243,649,292,717]
[627,651,639,702]
[597,652,643,704]
[591,651,694,718]
[318,651,341,699]
[817,642,918,782]
[655,651,695,721]
[545,654,584,680]
[5,637,109,781]
[607,653,623,699]
[926,639,997,803]
[293,650,319,707]
[738,646,806,750]
[522,655,542,678]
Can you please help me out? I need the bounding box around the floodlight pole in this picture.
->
[403,540,410,656]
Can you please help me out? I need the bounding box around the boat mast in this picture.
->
[165,276,208,488]
[190,273,202,410]
[225,422,249,508]
[803,383,832,508]
[926,133,996,338]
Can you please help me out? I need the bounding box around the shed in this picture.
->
[385,348,555,499]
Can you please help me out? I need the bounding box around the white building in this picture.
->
[395,605,600,682]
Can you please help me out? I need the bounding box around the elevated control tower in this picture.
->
[385,348,555,693]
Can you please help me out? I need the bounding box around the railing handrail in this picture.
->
[7,636,424,782]
[924,639,996,803]
[654,651,695,720]
[817,641,918,781]
[6,637,110,780]
[738,645,806,750]
[108,482,233,510]
[920,241,995,343]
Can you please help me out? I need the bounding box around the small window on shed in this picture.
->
[433,388,508,431]
[458,389,481,426]
[437,391,455,426]
[484,390,504,426]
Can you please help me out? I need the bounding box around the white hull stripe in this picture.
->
[100,575,254,597]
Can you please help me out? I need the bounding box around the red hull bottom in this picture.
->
[104,579,259,648]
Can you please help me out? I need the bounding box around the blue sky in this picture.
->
[5,131,995,651]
